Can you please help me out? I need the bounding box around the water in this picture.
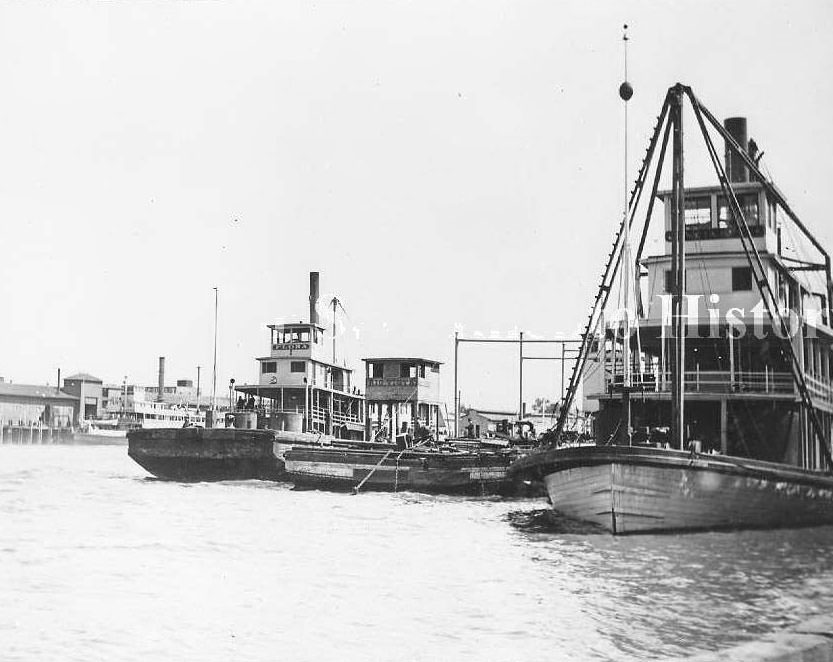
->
[3,446,833,661]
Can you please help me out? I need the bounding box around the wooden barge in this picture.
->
[285,445,520,495]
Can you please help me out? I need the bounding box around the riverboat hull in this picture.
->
[512,445,833,534]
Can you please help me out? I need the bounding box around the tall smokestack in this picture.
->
[724,117,749,183]
[309,272,320,325]
[57,368,61,395]
[158,357,165,402]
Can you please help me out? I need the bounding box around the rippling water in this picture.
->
[3,445,833,661]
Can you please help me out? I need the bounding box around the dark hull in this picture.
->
[128,428,285,481]
[511,445,833,534]
[285,446,531,495]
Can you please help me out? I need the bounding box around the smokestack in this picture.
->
[57,368,61,395]
[724,117,749,183]
[309,272,320,325]
[158,357,165,402]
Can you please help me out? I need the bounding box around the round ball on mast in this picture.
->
[619,24,633,101]
[619,81,633,101]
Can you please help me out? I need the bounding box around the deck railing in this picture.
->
[609,369,795,395]
[604,367,833,407]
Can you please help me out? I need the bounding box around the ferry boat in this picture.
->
[511,83,833,533]
[104,366,206,431]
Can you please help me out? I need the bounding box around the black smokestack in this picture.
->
[724,117,748,183]
[158,357,165,402]
[309,272,320,325]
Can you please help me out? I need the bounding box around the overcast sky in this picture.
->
[1,1,831,410]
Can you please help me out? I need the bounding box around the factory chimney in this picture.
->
[158,357,165,403]
[724,117,749,183]
[309,272,320,325]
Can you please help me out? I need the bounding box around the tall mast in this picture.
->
[670,84,686,450]
[620,24,633,444]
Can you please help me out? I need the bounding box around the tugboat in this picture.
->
[128,272,368,481]
[511,83,833,533]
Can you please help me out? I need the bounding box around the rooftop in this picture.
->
[362,357,443,366]
[267,322,325,331]
[0,383,77,401]
[64,372,103,383]
[462,408,518,422]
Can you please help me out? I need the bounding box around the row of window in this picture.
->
[368,363,438,379]
[683,193,762,228]
[272,328,322,345]
[664,267,753,293]
[261,361,306,374]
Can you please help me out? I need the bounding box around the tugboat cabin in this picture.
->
[234,273,365,440]
[363,357,443,443]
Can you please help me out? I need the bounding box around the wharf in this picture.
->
[0,424,75,444]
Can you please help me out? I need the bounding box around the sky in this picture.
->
[1,0,832,410]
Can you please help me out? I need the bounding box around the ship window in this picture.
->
[261,361,277,374]
[300,330,310,342]
[291,329,301,342]
[739,193,760,224]
[370,363,383,378]
[291,361,306,373]
[684,196,711,226]
[732,267,753,291]
[718,193,759,227]
[418,365,426,378]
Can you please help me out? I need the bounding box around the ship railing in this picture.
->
[309,404,363,425]
[608,369,796,395]
[805,374,833,406]
[308,378,362,396]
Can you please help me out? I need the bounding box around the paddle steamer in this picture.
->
[512,83,833,533]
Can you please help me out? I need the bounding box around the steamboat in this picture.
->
[512,83,833,533]
[128,273,521,492]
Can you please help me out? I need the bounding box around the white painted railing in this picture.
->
[609,370,795,395]
[606,368,833,407]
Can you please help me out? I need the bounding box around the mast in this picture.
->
[620,24,633,445]
[670,84,686,450]
[212,286,218,412]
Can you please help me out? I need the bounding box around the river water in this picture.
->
[2,445,833,661]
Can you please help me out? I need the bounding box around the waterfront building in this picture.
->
[457,408,516,439]
[62,373,104,422]
[0,378,76,426]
